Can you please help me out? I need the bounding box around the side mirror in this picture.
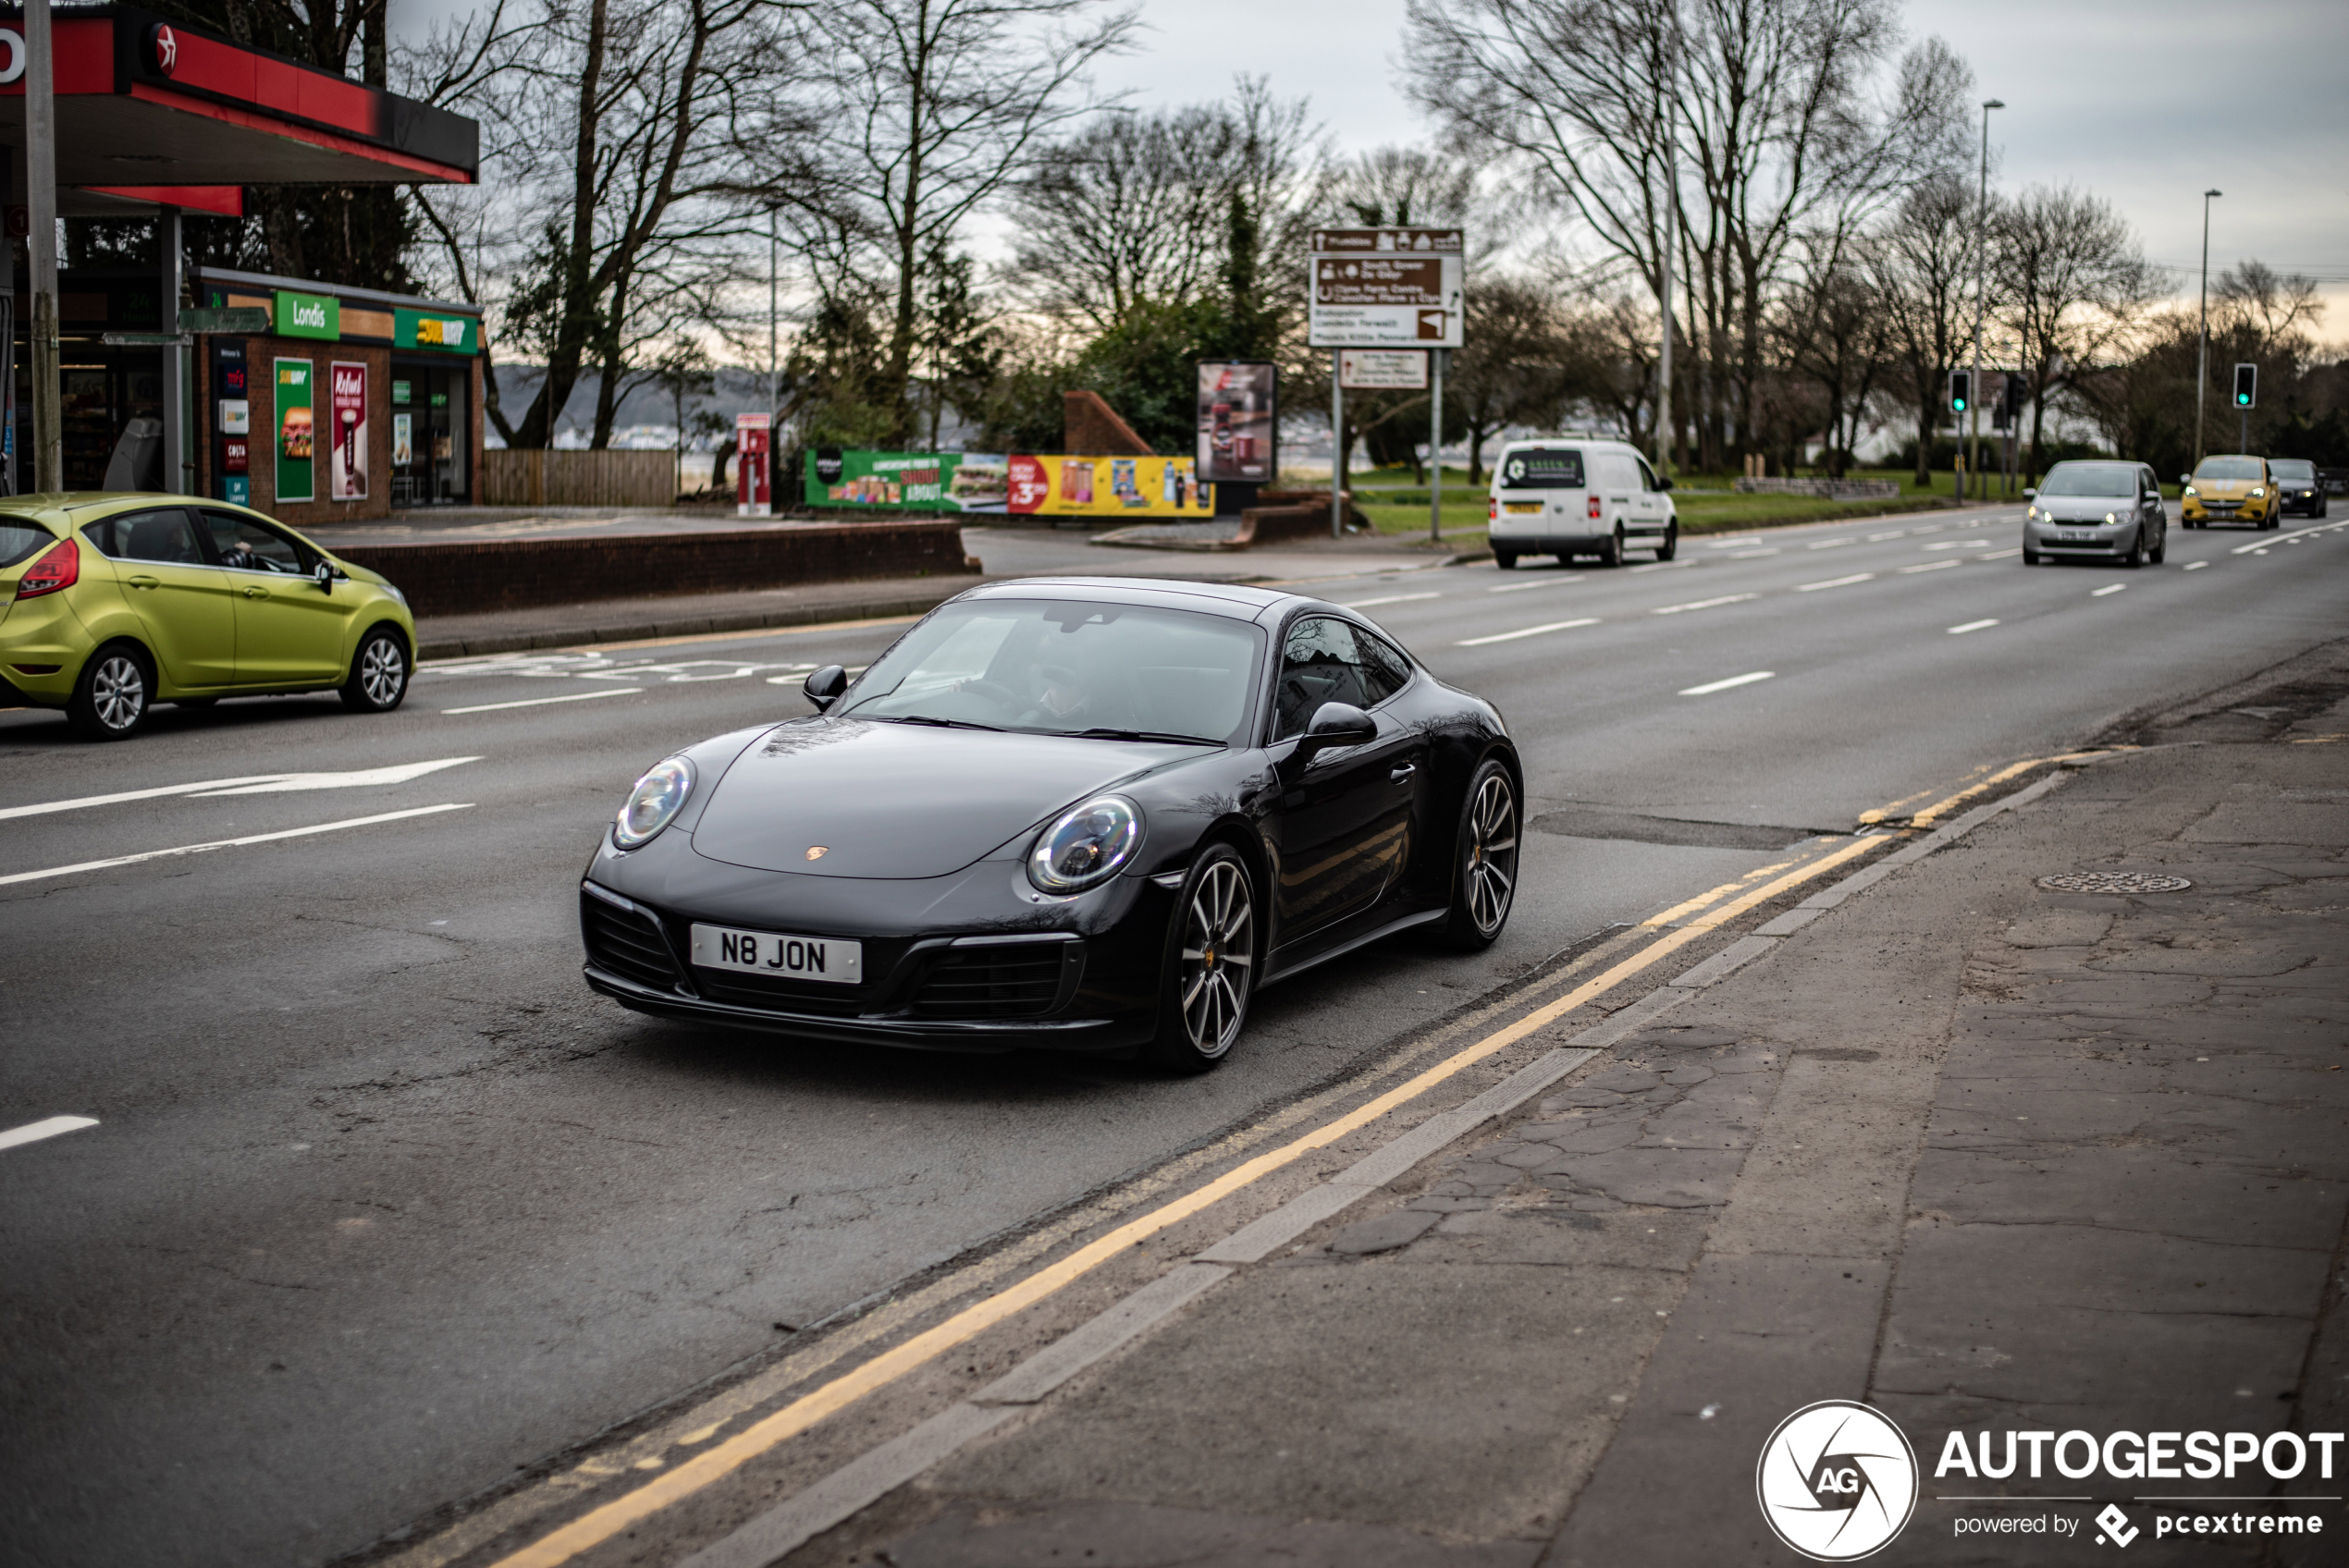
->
[1656,474,1674,491]
[1292,701,1376,762]
[803,665,849,712]
[2022,487,2036,500]
[314,558,334,592]
[2178,473,2192,486]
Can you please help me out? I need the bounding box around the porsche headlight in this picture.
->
[613,756,694,850]
[1027,795,1141,893]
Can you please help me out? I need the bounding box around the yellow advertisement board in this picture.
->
[1007,454,1214,518]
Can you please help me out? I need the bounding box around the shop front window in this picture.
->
[390,361,469,505]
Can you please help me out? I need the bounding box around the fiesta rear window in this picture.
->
[0,522,54,570]
[1499,448,1584,489]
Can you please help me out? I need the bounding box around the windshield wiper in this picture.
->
[877,714,1004,732]
[1071,727,1221,745]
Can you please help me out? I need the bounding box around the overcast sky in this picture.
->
[396,0,2349,328]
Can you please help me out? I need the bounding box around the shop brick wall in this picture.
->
[219,337,395,525]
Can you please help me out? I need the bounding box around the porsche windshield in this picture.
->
[841,600,1262,743]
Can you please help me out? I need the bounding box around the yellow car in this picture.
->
[2179,455,2280,531]
[0,494,415,740]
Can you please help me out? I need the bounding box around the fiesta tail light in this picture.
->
[15,536,78,599]
[1588,495,1603,521]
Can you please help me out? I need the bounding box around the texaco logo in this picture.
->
[1757,1401,1920,1561]
[148,22,178,75]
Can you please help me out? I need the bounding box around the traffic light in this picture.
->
[2001,375,2025,431]
[2232,363,2257,409]
[1949,369,1971,415]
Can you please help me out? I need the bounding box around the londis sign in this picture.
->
[274,289,340,341]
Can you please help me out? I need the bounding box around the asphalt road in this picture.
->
[4,501,2344,1568]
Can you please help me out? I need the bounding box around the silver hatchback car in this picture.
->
[2022,460,2167,567]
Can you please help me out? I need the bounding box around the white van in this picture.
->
[1485,436,1678,569]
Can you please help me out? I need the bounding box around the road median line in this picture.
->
[483,834,1893,1568]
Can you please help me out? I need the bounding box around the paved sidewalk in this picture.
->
[756,651,2349,1567]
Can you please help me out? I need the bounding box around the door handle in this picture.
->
[242,585,269,599]
[1389,763,1417,783]
[128,575,160,590]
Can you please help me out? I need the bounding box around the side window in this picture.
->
[90,508,206,565]
[1273,617,1374,741]
[1354,627,1414,705]
[203,509,310,575]
[1636,455,1662,492]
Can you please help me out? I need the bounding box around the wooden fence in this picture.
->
[481,448,679,508]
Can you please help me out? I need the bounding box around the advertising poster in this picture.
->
[392,413,413,467]
[329,361,367,500]
[1196,362,1277,484]
[804,449,1009,513]
[275,358,314,503]
[1007,455,1215,519]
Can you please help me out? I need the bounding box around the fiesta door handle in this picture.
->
[242,586,269,598]
[127,575,160,590]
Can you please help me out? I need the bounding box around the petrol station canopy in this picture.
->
[0,4,478,216]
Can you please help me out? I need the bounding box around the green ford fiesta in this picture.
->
[0,494,415,740]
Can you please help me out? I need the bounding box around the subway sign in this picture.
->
[395,307,479,355]
[274,289,340,341]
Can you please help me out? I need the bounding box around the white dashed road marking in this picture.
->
[443,690,642,715]
[1340,592,1441,608]
[2091,584,2127,597]
[1796,573,1875,592]
[0,1116,98,1153]
[1457,619,1602,647]
[1651,594,1758,616]
[1948,619,1998,635]
[1679,670,1776,696]
[0,804,474,888]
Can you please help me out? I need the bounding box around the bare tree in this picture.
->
[1402,0,1967,469]
[1774,235,1888,476]
[1868,172,1972,484]
[770,0,1138,442]
[1445,275,1578,481]
[1991,184,2157,480]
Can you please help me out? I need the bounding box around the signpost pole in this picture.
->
[26,0,62,493]
[1330,358,1344,540]
[1428,348,1444,543]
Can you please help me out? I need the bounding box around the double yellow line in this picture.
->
[490,832,1887,1568]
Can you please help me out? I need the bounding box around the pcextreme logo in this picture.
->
[1757,1401,1921,1561]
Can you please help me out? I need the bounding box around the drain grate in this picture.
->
[2037,871,2195,894]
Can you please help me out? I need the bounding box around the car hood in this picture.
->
[2037,501,2130,519]
[688,717,1192,878]
[2193,481,2255,498]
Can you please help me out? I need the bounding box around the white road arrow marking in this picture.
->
[0,757,480,821]
[0,1116,98,1153]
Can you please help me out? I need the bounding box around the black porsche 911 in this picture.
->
[578,577,1521,1071]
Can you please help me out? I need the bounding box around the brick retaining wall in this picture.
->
[331,520,978,617]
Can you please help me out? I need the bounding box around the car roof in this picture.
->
[953,576,1300,622]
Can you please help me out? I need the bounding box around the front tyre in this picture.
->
[1143,843,1256,1073]
[68,643,154,740]
[340,625,411,713]
[1439,759,1520,949]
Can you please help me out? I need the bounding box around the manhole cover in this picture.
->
[2036,871,2195,894]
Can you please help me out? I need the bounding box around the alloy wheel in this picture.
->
[361,637,406,706]
[92,655,146,731]
[1463,772,1519,936]
[1177,858,1253,1059]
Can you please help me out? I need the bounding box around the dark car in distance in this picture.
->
[578,579,1523,1071]
[2269,459,2327,519]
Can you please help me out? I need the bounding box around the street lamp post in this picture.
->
[2194,189,2220,465]
[1967,98,2002,500]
